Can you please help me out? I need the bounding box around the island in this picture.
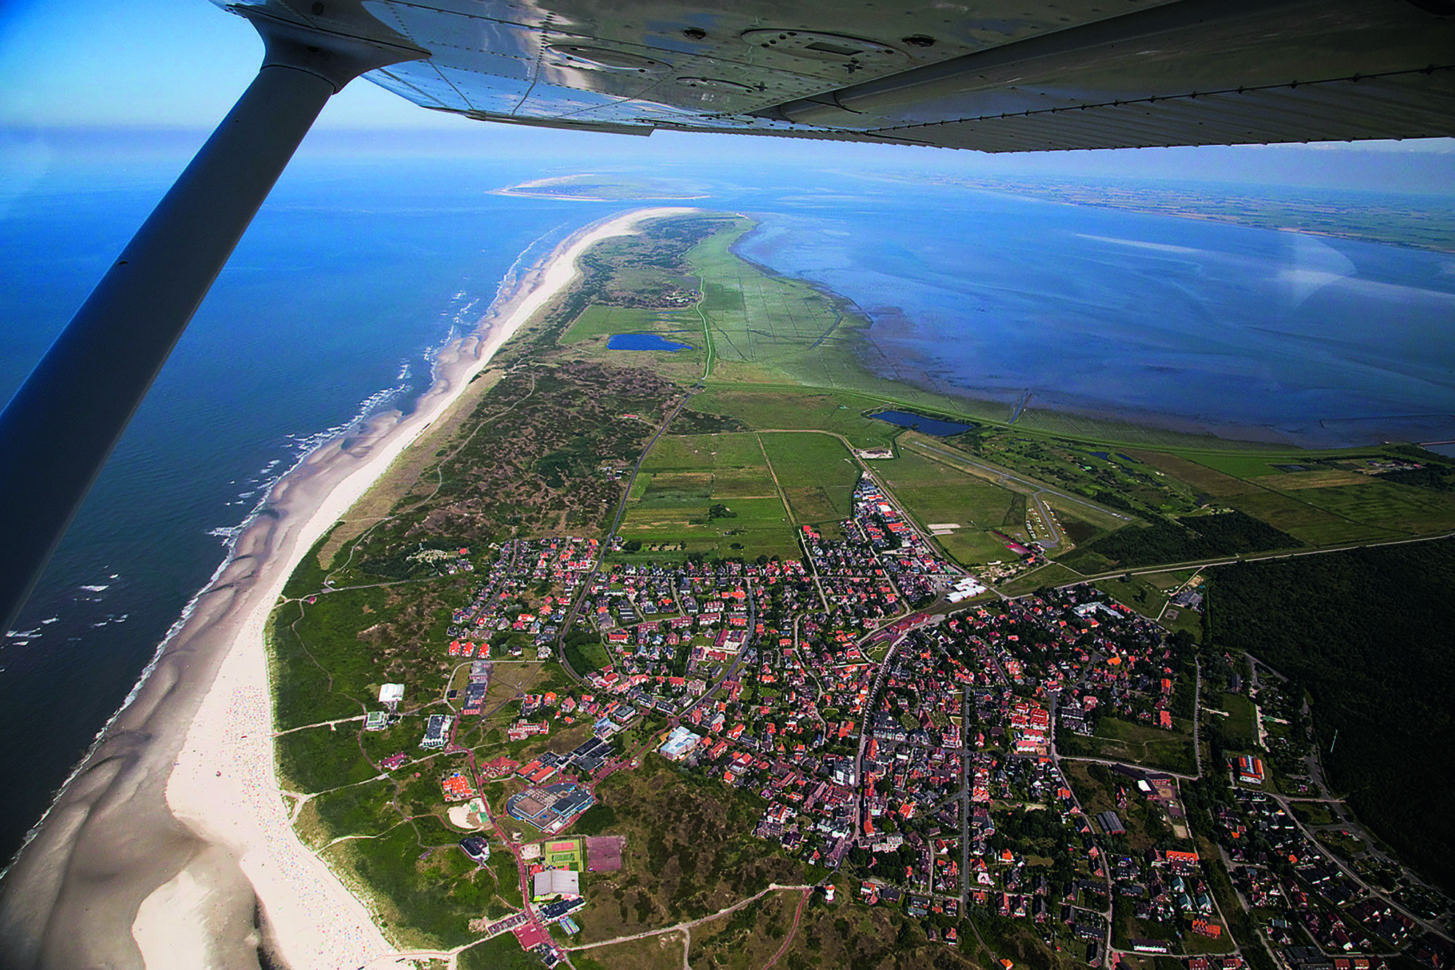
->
[152,211,1455,969]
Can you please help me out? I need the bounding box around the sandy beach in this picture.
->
[0,206,696,969]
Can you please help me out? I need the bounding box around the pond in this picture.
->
[871,410,973,436]
[608,333,694,352]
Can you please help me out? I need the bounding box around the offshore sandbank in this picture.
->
[0,207,697,970]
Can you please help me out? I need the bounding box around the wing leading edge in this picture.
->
[221,0,1455,150]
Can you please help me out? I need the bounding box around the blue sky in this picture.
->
[1,0,1453,190]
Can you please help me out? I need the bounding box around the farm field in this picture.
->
[1277,480,1455,535]
[758,431,860,526]
[691,387,894,449]
[1220,489,1398,545]
[617,432,799,559]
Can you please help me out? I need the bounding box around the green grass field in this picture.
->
[691,387,893,448]
[558,303,707,385]
[759,431,859,524]
[1139,569,1198,590]
[1079,716,1198,775]
[1189,447,1378,478]
[997,562,1087,596]
[874,446,1024,565]
[620,432,797,557]
[561,305,701,345]
[641,432,765,472]
[682,222,1022,427]
[619,428,872,557]
[1094,574,1172,622]
[1221,489,1397,545]
[1285,481,1455,535]
[1210,692,1259,750]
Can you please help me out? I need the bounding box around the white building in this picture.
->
[533,869,580,901]
[420,713,452,750]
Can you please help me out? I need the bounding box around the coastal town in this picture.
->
[351,467,1453,970]
[242,210,1455,970]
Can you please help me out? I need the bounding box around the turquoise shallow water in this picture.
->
[2,153,1450,868]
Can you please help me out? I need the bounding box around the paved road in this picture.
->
[908,440,1134,524]
[1064,528,1455,588]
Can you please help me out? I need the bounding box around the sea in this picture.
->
[2,146,1453,869]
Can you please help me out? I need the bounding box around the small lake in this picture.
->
[608,333,694,352]
[871,410,973,436]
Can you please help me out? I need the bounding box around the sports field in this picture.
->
[542,837,584,871]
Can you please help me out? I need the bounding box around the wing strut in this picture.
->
[0,11,426,632]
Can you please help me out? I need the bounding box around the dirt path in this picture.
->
[566,883,813,953]
[760,887,813,970]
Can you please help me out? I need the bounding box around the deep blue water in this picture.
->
[871,410,973,436]
[609,333,694,351]
[2,150,1452,871]
[0,154,624,868]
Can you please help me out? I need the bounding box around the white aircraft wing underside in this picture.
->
[219,0,1455,150]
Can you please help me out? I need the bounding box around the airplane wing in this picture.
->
[229,0,1455,149]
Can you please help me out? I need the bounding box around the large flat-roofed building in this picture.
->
[659,725,702,761]
[533,869,580,901]
[380,683,405,710]
[507,782,596,835]
[420,713,452,750]
[567,737,613,774]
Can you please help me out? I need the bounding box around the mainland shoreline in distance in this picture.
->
[0,206,698,970]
